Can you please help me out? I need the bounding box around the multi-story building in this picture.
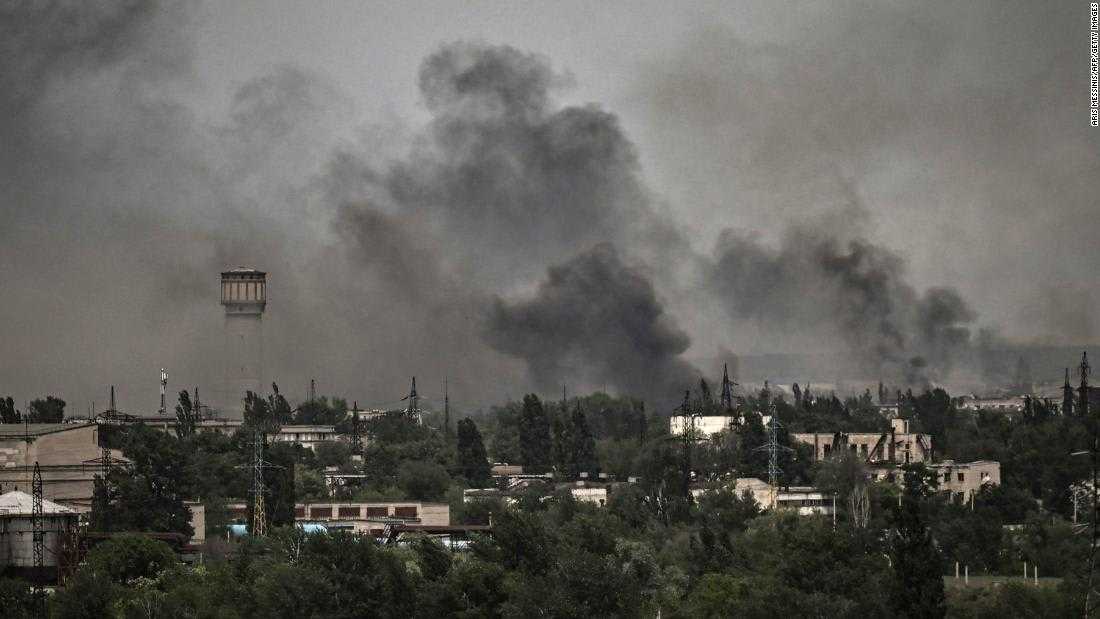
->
[931,460,1000,501]
[870,459,1000,502]
[791,418,933,464]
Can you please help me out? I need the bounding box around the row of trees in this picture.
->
[3,459,1085,618]
[0,395,66,423]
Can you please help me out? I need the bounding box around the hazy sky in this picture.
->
[1,1,1096,413]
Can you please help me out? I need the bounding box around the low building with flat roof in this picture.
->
[692,478,835,516]
[225,500,449,536]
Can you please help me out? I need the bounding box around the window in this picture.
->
[338,506,360,519]
[311,507,332,519]
[294,506,305,518]
[860,444,868,457]
[957,473,965,482]
[366,506,388,518]
[944,472,951,482]
[823,444,832,456]
[394,506,418,519]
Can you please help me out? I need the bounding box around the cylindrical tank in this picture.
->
[221,268,266,416]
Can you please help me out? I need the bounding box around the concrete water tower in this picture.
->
[221,268,266,415]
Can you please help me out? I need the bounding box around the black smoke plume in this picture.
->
[709,226,976,385]
[485,244,697,402]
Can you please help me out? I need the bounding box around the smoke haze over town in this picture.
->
[1,1,1096,413]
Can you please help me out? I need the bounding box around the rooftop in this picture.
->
[0,423,92,438]
[0,490,78,516]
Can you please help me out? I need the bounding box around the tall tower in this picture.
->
[221,268,266,416]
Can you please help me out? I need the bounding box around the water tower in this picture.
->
[221,268,266,416]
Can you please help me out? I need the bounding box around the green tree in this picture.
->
[294,396,347,426]
[889,464,946,618]
[243,384,292,433]
[266,442,297,528]
[0,577,39,618]
[174,390,198,438]
[456,418,491,486]
[314,441,352,468]
[26,395,64,423]
[568,404,598,477]
[92,425,194,537]
[0,396,21,424]
[398,460,451,501]
[519,394,551,473]
[84,534,179,584]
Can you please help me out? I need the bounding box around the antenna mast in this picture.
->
[159,368,168,414]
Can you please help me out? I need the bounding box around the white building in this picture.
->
[958,396,1026,413]
[271,425,339,451]
[669,415,739,437]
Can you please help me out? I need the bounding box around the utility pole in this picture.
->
[755,402,792,510]
[405,377,421,425]
[677,390,695,499]
[443,378,451,435]
[32,462,43,593]
[719,363,738,413]
[350,401,363,455]
[250,429,268,537]
[309,378,316,404]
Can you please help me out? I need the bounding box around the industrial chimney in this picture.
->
[220,268,266,416]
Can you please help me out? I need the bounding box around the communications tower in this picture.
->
[221,268,266,416]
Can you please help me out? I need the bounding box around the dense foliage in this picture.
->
[3,381,1096,616]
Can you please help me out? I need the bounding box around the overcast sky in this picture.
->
[1,1,1096,413]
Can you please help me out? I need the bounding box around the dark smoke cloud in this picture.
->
[3,0,1082,413]
[332,41,696,403]
[485,244,697,402]
[634,1,1099,358]
[352,41,681,287]
[709,226,976,384]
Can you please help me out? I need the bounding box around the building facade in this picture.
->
[226,500,449,536]
[792,418,933,464]
[669,415,739,437]
[0,423,118,511]
[0,490,80,580]
[221,268,266,416]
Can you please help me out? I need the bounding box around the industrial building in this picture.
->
[225,500,449,536]
[791,418,933,464]
[0,489,79,581]
[0,423,119,511]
